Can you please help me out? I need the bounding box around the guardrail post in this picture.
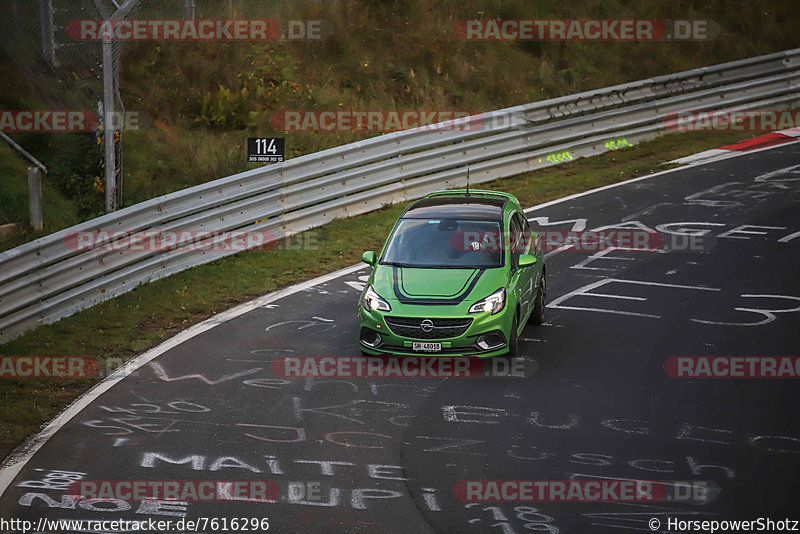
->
[27,167,43,232]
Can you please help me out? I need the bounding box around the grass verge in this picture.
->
[0,129,758,460]
[3,0,799,239]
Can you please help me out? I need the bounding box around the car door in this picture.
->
[510,211,535,320]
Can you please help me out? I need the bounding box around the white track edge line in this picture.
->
[523,138,799,214]
[0,263,366,493]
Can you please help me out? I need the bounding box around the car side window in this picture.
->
[514,212,532,255]
[509,214,522,267]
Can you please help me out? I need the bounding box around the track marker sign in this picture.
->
[248,137,284,163]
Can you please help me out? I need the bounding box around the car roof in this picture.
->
[402,196,506,221]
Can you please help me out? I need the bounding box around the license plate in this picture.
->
[413,342,442,352]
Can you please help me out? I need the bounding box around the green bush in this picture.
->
[198,85,251,130]
[0,145,30,225]
[48,134,104,218]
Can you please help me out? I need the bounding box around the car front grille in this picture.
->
[384,316,473,340]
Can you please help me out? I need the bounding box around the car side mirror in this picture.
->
[361,251,377,265]
[518,254,537,268]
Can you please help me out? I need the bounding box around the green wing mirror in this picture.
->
[518,254,537,268]
[361,251,377,265]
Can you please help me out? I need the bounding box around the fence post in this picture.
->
[39,0,58,67]
[102,35,117,213]
[185,0,196,20]
[27,167,43,231]
[96,0,139,213]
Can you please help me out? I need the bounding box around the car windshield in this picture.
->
[381,218,503,268]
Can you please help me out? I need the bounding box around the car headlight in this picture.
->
[363,285,392,312]
[468,288,506,314]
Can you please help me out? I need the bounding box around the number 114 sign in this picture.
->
[248,137,285,163]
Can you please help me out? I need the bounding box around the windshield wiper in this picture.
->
[380,261,417,268]
[381,261,498,269]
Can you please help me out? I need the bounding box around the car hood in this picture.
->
[372,264,503,305]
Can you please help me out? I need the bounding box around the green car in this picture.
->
[358,189,545,358]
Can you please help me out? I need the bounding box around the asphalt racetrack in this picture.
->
[1,142,799,533]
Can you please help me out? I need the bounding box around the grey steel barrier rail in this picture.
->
[1,48,799,342]
[0,47,796,287]
[1,47,795,285]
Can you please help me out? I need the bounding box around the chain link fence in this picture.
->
[0,0,314,211]
[1,0,320,108]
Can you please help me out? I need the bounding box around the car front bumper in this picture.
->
[358,304,513,358]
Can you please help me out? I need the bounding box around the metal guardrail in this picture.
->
[1,48,799,342]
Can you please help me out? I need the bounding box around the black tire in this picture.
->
[529,271,546,325]
[507,312,519,357]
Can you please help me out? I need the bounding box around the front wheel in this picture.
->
[529,272,546,325]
